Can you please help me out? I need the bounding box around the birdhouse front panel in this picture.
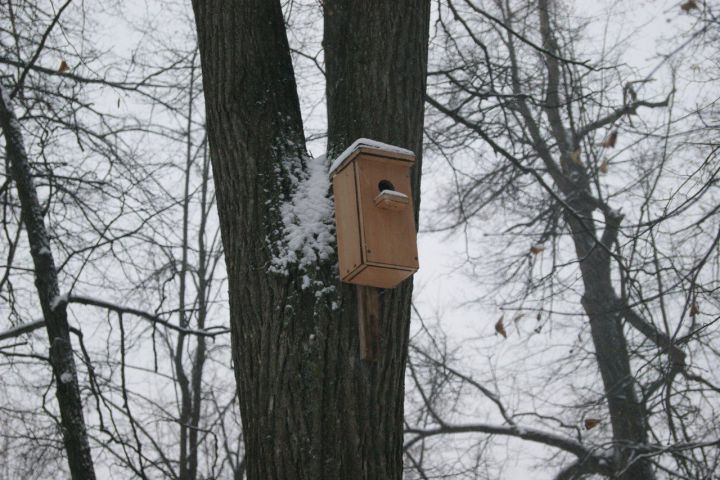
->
[356,155,417,268]
[330,140,419,289]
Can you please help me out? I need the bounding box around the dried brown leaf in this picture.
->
[530,244,545,255]
[584,418,601,430]
[599,131,618,148]
[681,0,698,12]
[570,148,582,165]
[495,316,507,338]
[599,159,609,174]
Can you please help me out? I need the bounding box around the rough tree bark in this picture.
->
[191,1,430,479]
[0,87,96,479]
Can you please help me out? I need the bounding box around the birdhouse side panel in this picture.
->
[332,163,364,281]
[356,156,418,270]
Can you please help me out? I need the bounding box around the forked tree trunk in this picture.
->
[191,1,430,479]
[1,87,96,479]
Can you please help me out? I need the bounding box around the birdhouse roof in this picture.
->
[328,138,415,177]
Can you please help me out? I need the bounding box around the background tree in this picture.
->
[405,0,720,478]
[0,2,241,478]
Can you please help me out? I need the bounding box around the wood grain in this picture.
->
[356,155,419,270]
[332,162,363,278]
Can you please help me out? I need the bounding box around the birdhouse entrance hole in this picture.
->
[378,179,395,192]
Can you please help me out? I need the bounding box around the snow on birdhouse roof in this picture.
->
[328,138,415,176]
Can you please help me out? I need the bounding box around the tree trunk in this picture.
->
[0,87,96,479]
[567,210,656,480]
[188,143,213,479]
[176,55,197,480]
[191,1,430,478]
[535,1,656,476]
[324,0,430,204]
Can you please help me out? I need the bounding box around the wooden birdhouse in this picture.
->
[329,139,419,289]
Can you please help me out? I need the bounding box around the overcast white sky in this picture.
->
[2,0,714,478]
